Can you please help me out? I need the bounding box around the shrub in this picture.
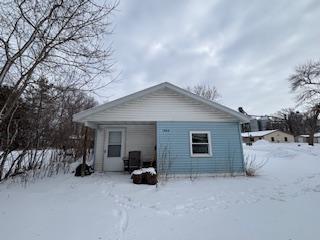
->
[244,155,267,177]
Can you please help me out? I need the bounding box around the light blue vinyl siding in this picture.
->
[156,122,244,174]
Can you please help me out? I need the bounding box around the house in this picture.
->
[297,135,308,143]
[241,130,295,144]
[297,133,320,143]
[73,82,249,175]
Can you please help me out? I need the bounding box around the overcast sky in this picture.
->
[100,0,320,115]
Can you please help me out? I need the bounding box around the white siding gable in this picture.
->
[85,88,238,122]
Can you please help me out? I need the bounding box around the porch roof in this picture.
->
[85,121,155,129]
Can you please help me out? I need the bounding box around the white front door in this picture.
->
[104,128,125,171]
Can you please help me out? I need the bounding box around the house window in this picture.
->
[284,137,288,142]
[271,137,275,142]
[189,131,212,157]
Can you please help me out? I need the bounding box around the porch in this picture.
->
[92,121,157,172]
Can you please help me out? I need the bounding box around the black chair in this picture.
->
[128,151,141,172]
[123,157,129,171]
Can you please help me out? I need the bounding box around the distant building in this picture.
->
[238,107,285,133]
[297,133,320,144]
[242,130,295,144]
[248,118,259,132]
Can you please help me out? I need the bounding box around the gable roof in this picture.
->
[241,130,280,137]
[73,82,250,123]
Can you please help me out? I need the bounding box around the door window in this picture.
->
[107,131,122,157]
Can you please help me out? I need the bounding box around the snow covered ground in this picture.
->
[1,142,320,240]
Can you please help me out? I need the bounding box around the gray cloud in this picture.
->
[99,0,320,115]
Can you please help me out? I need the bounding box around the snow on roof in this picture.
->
[241,130,278,137]
[300,133,320,138]
[299,135,309,138]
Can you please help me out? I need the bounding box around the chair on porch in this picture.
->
[124,151,141,172]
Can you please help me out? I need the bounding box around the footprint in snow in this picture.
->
[114,209,128,234]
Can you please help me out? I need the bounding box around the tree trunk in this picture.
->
[308,132,315,146]
[81,126,88,177]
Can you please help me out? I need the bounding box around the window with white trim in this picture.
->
[189,131,212,157]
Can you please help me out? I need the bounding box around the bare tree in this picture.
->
[275,108,305,137]
[187,83,220,101]
[289,60,320,145]
[303,105,320,146]
[0,0,117,181]
[289,60,320,104]
[0,0,117,123]
[0,81,97,181]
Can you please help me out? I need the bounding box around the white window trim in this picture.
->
[189,131,212,157]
